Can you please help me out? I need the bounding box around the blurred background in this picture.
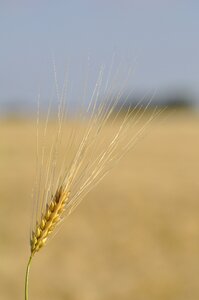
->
[1,1,199,300]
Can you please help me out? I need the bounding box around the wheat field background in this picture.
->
[0,112,199,300]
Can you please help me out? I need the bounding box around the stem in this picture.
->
[25,255,33,300]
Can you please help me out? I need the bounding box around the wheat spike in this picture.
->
[31,186,70,254]
[25,62,160,300]
[30,92,158,256]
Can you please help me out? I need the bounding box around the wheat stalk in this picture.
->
[24,64,159,300]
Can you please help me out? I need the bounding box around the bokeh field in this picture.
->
[1,112,199,300]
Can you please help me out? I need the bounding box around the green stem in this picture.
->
[25,255,33,300]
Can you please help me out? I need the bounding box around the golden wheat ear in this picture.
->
[31,186,70,254]
[25,60,161,300]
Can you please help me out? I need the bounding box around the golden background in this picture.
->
[0,112,199,300]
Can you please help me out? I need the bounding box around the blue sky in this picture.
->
[0,1,199,108]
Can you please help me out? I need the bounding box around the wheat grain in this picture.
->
[31,186,70,254]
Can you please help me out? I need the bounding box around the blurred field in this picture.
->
[1,112,199,300]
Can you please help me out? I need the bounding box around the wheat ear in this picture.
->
[25,186,70,300]
[24,62,160,300]
[30,186,70,254]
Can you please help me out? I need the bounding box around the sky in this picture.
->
[0,0,199,111]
